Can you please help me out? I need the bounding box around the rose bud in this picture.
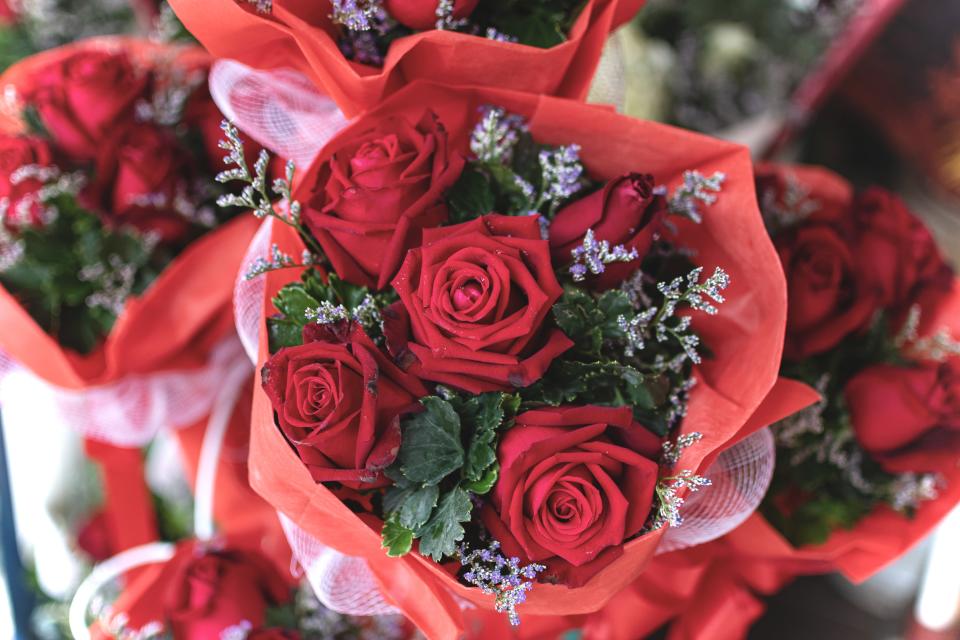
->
[549,173,667,290]
[384,0,479,30]
[165,546,291,640]
[0,134,55,228]
[481,405,662,586]
[261,322,427,489]
[302,110,464,290]
[852,188,953,311]
[94,123,195,245]
[385,214,572,394]
[24,49,147,161]
[846,361,960,475]
[777,224,879,360]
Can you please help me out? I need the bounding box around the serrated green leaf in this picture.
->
[326,273,371,309]
[272,284,319,326]
[416,486,472,561]
[399,397,464,485]
[267,317,302,351]
[399,484,440,530]
[462,464,499,495]
[381,518,414,557]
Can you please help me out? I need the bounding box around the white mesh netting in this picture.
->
[208,60,349,169]
[0,337,248,448]
[658,427,776,553]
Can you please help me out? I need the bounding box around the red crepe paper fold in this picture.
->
[167,0,645,116]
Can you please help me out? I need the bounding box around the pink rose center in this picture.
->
[452,279,484,311]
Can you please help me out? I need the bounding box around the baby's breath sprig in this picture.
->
[660,431,703,467]
[304,294,384,335]
[469,107,526,164]
[330,0,384,31]
[535,144,584,215]
[667,170,726,223]
[435,0,469,30]
[243,244,314,281]
[457,540,545,627]
[651,470,712,529]
[568,229,639,282]
[618,266,730,366]
[895,304,960,363]
[215,120,324,260]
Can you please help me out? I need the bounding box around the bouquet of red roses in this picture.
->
[0,37,260,555]
[732,163,960,582]
[167,0,644,115]
[216,79,792,638]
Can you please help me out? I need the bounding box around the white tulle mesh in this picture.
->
[278,512,401,616]
[658,427,776,553]
[208,60,349,169]
[0,337,248,448]
[235,216,274,364]
[217,59,777,615]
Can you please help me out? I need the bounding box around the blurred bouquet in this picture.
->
[614,0,859,135]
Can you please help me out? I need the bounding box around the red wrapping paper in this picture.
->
[245,81,791,639]
[167,0,645,116]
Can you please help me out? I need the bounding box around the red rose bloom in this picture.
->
[482,406,661,586]
[549,173,667,289]
[852,188,953,310]
[384,0,479,30]
[846,361,960,474]
[301,110,464,290]
[25,49,147,161]
[0,134,55,228]
[385,214,572,393]
[777,224,879,360]
[261,322,427,488]
[165,546,291,640]
[95,123,195,244]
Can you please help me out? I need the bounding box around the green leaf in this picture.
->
[416,486,472,561]
[399,397,465,485]
[267,317,302,351]
[462,464,499,495]
[447,165,496,224]
[272,284,319,326]
[326,273,371,310]
[399,484,440,530]
[381,518,415,557]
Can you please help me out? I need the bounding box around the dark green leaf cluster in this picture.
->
[472,0,586,48]
[381,392,519,561]
[0,195,163,353]
[523,287,685,437]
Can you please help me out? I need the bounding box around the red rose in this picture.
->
[383,0,479,30]
[385,214,572,393]
[0,134,55,228]
[94,123,195,244]
[777,225,879,360]
[481,406,661,586]
[183,84,266,174]
[165,546,291,640]
[302,110,464,290]
[549,173,667,289]
[846,361,960,474]
[852,188,953,310]
[0,0,16,23]
[25,49,147,161]
[261,322,427,488]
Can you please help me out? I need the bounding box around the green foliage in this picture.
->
[267,269,396,352]
[473,0,585,48]
[0,195,163,354]
[380,392,518,561]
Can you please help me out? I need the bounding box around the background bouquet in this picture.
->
[167,0,645,115]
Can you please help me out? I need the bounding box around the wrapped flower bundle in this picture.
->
[167,0,645,114]
[735,163,960,581]
[215,80,795,638]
